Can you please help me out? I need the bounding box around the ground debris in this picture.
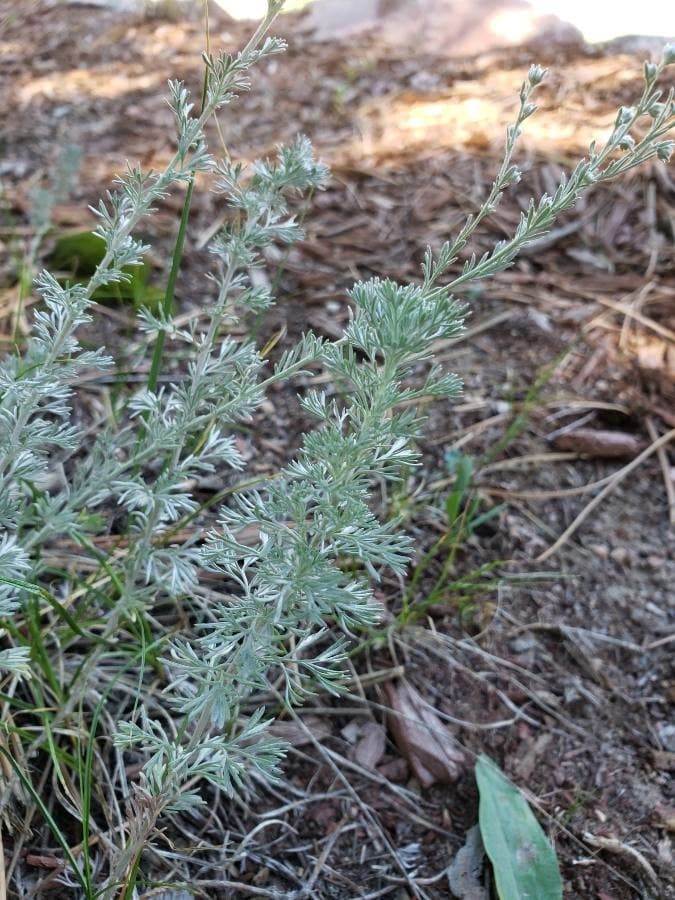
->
[447,825,488,900]
[382,681,466,787]
[583,831,659,887]
[551,428,646,458]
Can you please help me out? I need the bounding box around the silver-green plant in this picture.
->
[0,0,673,892]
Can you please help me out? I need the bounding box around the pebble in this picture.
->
[610,546,630,565]
[657,723,675,753]
[644,601,666,617]
[630,607,648,625]
[510,635,537,653]
[589,543,609,559]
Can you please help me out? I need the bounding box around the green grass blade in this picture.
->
[0,745,91,897]
[79,691,106,896]
[146,172,195,395]
[25,597,63,701]
[78,635,169,893]
[445,451,473,525]
[0,574,88,639]
[476,754,562,900]
[121,851,143,900]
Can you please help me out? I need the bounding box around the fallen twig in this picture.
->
[645,417,675,526]
[583,832,658,886]
[537,428,675,561]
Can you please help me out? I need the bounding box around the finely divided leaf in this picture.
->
[476,755,562,900]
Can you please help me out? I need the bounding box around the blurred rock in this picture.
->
[301,0,582,56]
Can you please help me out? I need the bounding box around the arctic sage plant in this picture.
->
[0,0,673,892]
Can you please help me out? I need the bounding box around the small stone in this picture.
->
[510,636,537,653]
[646,555,666,570]
[644,601,666,617]
[610,546,630,565]
[589,543,609,559]
[657,723,675,753]
[409,71,440,92]
[340,721,360,743]
[630,607,647,625]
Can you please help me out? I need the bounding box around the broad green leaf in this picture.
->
[476,754,562,900]
[49,230,163,309]
[49,230,107,275]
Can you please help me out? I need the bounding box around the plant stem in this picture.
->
[146,176,195,394]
